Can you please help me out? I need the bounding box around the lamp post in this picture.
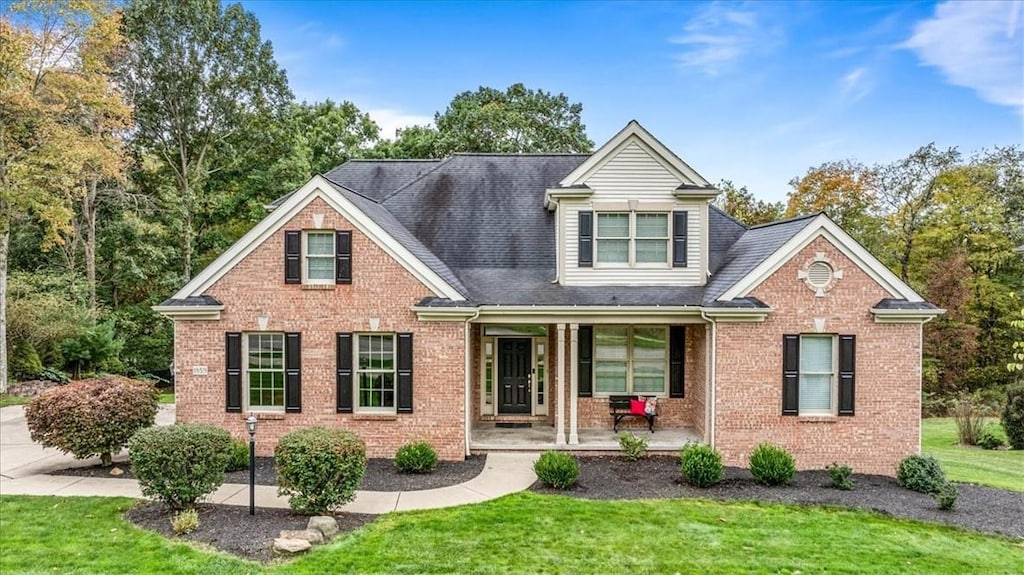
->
[246,415,257,516]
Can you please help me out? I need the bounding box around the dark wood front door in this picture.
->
[498,338,531,414]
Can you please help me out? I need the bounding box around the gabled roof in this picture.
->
[268,159,442,208]
[557,120,712,189]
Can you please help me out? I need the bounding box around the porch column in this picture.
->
[556,323,567,445]
[569,323,579,444]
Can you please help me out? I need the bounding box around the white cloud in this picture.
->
[669,3,784,76]
[904,0,1023,110]
[838,67,872,104]
[367,109,434,140]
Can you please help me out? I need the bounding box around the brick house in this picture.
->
[157,121,942,475]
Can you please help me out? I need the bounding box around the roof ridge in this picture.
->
[449,152,592,157]
[320,174,382,204]
[747,212,821,230]
[708,204,748,229]
[342,158,442,163]
[379,155,457,203]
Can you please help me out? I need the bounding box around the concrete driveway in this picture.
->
[0,403,176,480]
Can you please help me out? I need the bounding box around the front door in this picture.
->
[498,338,531,414]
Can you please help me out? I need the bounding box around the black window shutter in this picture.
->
[336,230,352,284]
[336,333,353,413]
[578,325,593,397]
[669,326,686,398]
[838,335,855,416]
[578,211,593,268]
[782,334,799,415]
[285,333,301,413]
[397,333,414,413]
[285,230,301,284]
[672,211,688,267]
[225,332,242,412]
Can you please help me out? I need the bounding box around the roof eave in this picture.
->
[152,305,224,320]
[870,308,946,324]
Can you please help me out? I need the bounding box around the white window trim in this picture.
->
[302,230,335,285]
[592,325,669,397]
[354,333,397,414]
[798,334,837,416]
[594,212,671,268]
[244,332,286,412]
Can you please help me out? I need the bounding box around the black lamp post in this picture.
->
[246,415,257,515]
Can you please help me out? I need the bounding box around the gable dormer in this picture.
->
[547,121,718,287]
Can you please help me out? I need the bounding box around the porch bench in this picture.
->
[609,395,657,433]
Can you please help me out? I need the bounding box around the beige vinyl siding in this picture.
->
[583,141,690,200]
[564,201,704,286]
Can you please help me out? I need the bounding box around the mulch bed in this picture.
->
[52,455,486,492]
[125,501,375,563]
[529,455,1024,538]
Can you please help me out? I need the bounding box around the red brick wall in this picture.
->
[173,197,467,459]
[713,236,921,475]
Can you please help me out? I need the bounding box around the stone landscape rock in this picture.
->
[280,529,324,545]
[273,537,311,554]
[109,467,124,476]
[307,515,339,539]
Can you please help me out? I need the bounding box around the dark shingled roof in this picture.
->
[873,299,942,310]
[158,295,222,306]
[707,205,747,275]
[452,268,706,306]
[382,154,589,269]
[702,214,819,304]
[267,159,443,208]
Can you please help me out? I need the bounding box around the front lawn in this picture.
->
[158,391,175,404]
[922,417,1024,492]
[2,494,1021,574]
[0,393,31,408]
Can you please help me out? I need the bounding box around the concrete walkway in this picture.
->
[0,404,538,514]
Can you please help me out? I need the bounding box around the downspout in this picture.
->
[700,310,717,448]
[464,308,481,457]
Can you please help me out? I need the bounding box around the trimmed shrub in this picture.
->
[533,451,579,489]
[680,443,723,487]
[936,482,958,511]
[394,441,439,474]
[618,432,649,461]
[953,395,986,445]
[276,427,366,515]
[896,454,947,494]
[26,376,158,466]
[129,424,233,511]
[826,463,854,490]
[171,508,199,535]
[749,443,796,486]
[225,438,250,472]
[1002,384,1024,450]
[978,427,1007,450]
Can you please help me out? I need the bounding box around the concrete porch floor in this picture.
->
[470,424,702,452]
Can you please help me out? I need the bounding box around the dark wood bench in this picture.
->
[609,395,657,433]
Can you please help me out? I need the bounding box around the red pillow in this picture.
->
[630,399,646,415]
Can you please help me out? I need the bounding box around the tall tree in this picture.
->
[712,180,784,226]
[0,1,117,392]
[290,100,378,175]
[118,0,291,280]
[370,124,440,159]
[786,160,880,249]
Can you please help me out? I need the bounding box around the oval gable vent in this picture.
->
[807,261,833,288]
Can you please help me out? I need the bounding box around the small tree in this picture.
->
[25,377,158,466]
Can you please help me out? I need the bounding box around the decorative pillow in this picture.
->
[630,399,646,415]
[644,396,658,415]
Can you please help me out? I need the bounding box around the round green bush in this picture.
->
[896,454,947,494]
[275,427,366,514]
[394,441,438,474]
[128,423,233,510]
[936,482,958,511]
[225,438,250,472]
[533,451,579,489]
[26,376,158,466]
[680,443,723,487]
[1001,384,1024,450]
[618,432,649,461]
[749,442,796,486]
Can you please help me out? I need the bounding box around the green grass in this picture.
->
[0,393,31,408]
[922,417,1024,492]
[158,391,175,404]
[2,494,1022,574]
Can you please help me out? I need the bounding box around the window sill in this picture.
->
[352,413,398,421]
[796,415,838,423]
[301,283,335,291]
[248,411,286,421]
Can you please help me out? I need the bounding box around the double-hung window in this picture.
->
[595,212,669,266]
[357,334,395,411]
[594,326,667,395]
[798,335,835,415]
[304,231,335,284]
[247,333,285,410]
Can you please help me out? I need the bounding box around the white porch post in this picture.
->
[569,323,579,444]
[556,323,567,445]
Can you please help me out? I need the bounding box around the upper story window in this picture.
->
[285,229,352,285]
[595,212,669,266]
[304,231,335,284]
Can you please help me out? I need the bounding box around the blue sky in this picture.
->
[242,0,1023,203]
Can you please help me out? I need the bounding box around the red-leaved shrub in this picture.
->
[25,376,158,466]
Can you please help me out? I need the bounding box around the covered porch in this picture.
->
[466,313,711,453]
